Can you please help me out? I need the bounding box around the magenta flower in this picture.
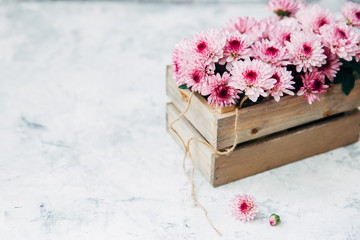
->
[285,31,326,72]
[297,70,329,105]
[231,194,258,222]
[269,214,281,226]
[202,72,241,108]
[219,32,252,71]
[223,16,257,35]
[318,47,342,82]
[230,59,276,102]
[320,23,359,61]
[267,0,300,18]
[267,66,295,102]
[296,4,336,33]
[191,29,225,65]
[183,60,214,94]
[252,39,290,66]
[341,1,360,29]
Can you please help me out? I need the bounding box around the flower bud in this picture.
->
[269,213,280,226]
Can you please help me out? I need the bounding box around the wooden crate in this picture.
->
[167,102,360,187]
[166,65,360,150]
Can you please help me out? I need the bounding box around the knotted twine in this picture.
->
[169,91,248,236]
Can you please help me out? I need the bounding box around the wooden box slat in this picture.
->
[167,102,360,187]
[166,65,360,150]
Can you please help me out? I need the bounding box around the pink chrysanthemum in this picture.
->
[191,29,225,65]
[183,60,214,94]
[297,70,329,104]
[248,17,279,42]
[172,39,191,85]
[341,1,360,29]
[267,0,300,18]
[267,66,295,102]
[252,39,290,66]
[320,23,359,61]
[230,59,276,102]
[318,47,342,81]
[202,72,241,108]
[269,18,301,46]
[219,32,252,71]
[231,194,258,222]
[223,16,257,35]
[285,31,326,72]
[296,4,337,33]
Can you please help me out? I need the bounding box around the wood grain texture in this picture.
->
[214,110,360,186]
[166,65,360,150]
[166,102,214,183]
[166,102,360,187]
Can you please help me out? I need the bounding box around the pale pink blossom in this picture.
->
[341,1,360,28]
[296,4,337,33]
[230,59,276,102]
[223,16,257,35]
[248,17,280,42]
[172,39,191,85]
[202,72,241,108]
[318,47,342,81]
[219,32,252,71]
[267,66,295,102]
[269,18,302,46]
[297,70,329,104]
[320,23,360,61]
[297,1,307,10]
[252,39,290,66]
[285,31,326,72]
[231,194,258,222]
[267,0,300,18]
[191,29,225,65]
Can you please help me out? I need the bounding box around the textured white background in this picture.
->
[0,1,359,239]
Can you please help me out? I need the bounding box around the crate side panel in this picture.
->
[213,110,360,187]
[217,80,360,149]
[166,103,214,184]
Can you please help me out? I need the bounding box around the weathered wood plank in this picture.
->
[213,110,360,186]
[166,102,214,183]
[217,80,360,149]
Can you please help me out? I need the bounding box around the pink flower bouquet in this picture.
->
[172,0,360,107]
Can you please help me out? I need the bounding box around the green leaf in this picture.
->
[178,84,187,89]
[340,68,355,96]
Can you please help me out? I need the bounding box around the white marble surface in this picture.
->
[0,1,359,239]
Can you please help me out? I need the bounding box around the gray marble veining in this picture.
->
[0,1,359,239]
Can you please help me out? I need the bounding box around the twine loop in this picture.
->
[169,91,248,236]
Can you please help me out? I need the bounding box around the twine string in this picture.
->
[169,91,248,236]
